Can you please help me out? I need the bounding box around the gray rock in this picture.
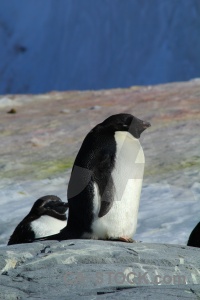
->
[60,109,71,114]
[89,106,101,110]
[0,240,200,299]
[77,108,87,113]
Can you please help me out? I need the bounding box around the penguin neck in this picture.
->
[114,130,144,164]
[42,211,67,221]
[114,131,139,143]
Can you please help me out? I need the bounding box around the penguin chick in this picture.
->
[7,195,68,245]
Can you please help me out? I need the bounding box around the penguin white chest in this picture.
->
[31,216,67,238]
[91,131,145,239]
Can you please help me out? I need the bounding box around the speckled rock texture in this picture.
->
[1,240,200,299]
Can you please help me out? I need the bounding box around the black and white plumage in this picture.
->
[38,113,150,243]
[35,113,150,243]
[187,222,200,248]
[7,195,68,245]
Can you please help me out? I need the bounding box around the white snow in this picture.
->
[135,183,200,245]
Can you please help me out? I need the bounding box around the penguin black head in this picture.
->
[99,113,151,138]
[30,195,68,220]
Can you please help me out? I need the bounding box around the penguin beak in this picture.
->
[57,202,69,213]
[138,120,151,136]
[142,121,151,130]
[129,119,151,138]
[50,202,69,214]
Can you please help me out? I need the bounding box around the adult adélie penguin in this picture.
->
[35,113,151,242]
[66,113,150,242]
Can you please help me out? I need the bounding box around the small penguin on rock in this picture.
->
[7,195,68,245]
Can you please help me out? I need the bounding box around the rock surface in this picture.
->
[0,240,200,299]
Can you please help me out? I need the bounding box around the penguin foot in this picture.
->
[109,237,135,243]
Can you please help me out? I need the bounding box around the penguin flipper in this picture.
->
[97,176,115,217]
[98,202,111,218]
[94,150,115,218]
